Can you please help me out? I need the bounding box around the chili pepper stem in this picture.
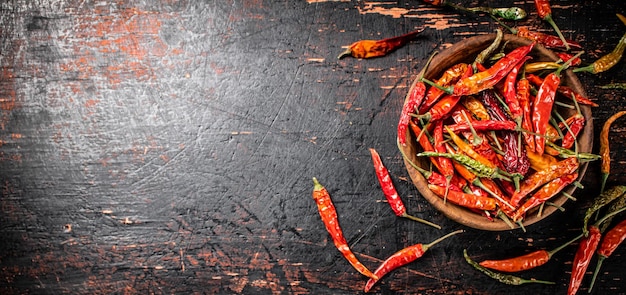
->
[588,256,606,293]
[423,229,464,251]
[401,213,442,229]
[549,233,583,257]
[421,77,454,94]
[600,173,609,194]
[543,14,570,51]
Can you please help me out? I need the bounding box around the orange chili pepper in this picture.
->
[428,184,496,211]
[311,178,378,280]
[510,157,579,208]
[512,172,578,222]
[599,110,626,193]
[419,63,470,113]
[338,29,423,59]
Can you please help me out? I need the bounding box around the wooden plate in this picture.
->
[399,34,593,231]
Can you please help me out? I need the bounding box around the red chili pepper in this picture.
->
[417,94,462,122]
[312,177,378,280]
[479,233,582,272]
[558,113,585,149]
[556,52,582,66]
[364,230,463,292]
[517,77,536,151]
[451,43,535,96]
[515,26,581,50]
[369,148,441,229]
[533,0,570,51]
[526,74,598,107]
[568,225,601,295]
[532,71,560,155]
[512,172,578,222]
[461,96,491,121]
[589,218,626,292]
[433,121,455,194]
[428,184,497,211]
[399,81,426,146]
[419,63,471,114]
[446,120,518,133]
[338,29,423,59]
[510,157,579,208]
[502,56,529,121]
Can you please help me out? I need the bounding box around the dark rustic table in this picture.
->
[2,1,626,294]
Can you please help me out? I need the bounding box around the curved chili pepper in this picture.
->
[556,52,582,66]
[446,120,517,133]
[568,207,626,295]
[589,218,626,292]
[502,57,529,121]
[451,42,535,96]
[472,29,504,72]
[464,249,555,285]
[574,33,626,74]
[479,233,581,272]
[533,0,570,51]
[462,96,491,121]
[582,185,626,237]
[517,77,536,151]
[526,74,598,107]
[433,121,455,196]
[311,177,378,280]
[510,157,579,208]
[512,172,578,222]
[419,63,470,114]
[338,29,423,59]
[515,26,582,50]
[558,113,585,149]
[364,230,463,292]
[532,68,561,155]
[428,184,496,211]
[418,151,512,184]
[399,82,426,146]
[525,146,557,171]
[369,148,441,229]
[524,61,561,73]
[599,110,626,193]
[415,94,462,122]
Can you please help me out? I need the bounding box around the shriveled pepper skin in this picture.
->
[568,226,601,295]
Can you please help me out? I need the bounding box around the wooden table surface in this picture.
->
[2,1,626,294]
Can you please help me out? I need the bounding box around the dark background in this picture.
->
[1,0,626,294]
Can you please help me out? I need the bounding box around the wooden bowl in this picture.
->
[400,34,593,231]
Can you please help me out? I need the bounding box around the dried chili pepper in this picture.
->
[449,43,535,96]
[526,146,557,171]
[446,120,517,133]
[414,94,462,122]
[533,0,570,51]
[524,61,561,73]
[526,74,597,107]
[364,230,463,292]
[556,52,582,66]
[479,233,582,272]
[582,185,626,237]
[369,148,441,229]
[574,32,626,74]
[599,110,626,193]
[558,113,585,149]
[473,29,504,72]
[433,121,455,196]
[462,96,491,121]
[517,75,536,151]
[589,218,626,292]
[464,249,555,285]
[428,184,497,211]
[338,29,423,59]
[510,157,579,207]
[512,172,578,222]
[447,3,527,21]
[568,207,626,295]
[399,52,437,146]
[419,63,470,114]
[311,177,378,280]
[514,26,582,50]
[418,151,511,183]
[502,57,528,121]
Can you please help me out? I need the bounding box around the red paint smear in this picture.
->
[0,67,16,111]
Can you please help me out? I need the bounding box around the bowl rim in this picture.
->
[399,33,593,231]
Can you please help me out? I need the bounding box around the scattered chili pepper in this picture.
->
[510,157,579,207]
[533,0,570,51]
[574,31,626,74]
[338,29,423,59]
[589,218,626,292]
[556,52,582,66]
[420,63,470,113]
[464,249,555,285]
[512,172,578,222]
[364,230,464,292]
[428,184,497,211]
[599,110,626,193]
[311,177,378,280]
[514,26,582,50]
[582,185,626,237]
[568,207,626,295]
[479,233,582,272]
[558,113,585,149]
[369,148,441,229]
[447,3,527,21]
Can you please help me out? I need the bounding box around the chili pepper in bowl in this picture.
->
[419,63,470,114]
[311,178,378,280]
[398,52,436,146]
[369,148,441,229]
[512,172,578,222]
[510,157,579,208]
[364,230,463,292]
[338,29,423,59]
[589,218,626,292]
[533,0,570,51]
[478,233,582,272]
[599,110,626,193]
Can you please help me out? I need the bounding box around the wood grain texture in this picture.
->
[1,0,625,294]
